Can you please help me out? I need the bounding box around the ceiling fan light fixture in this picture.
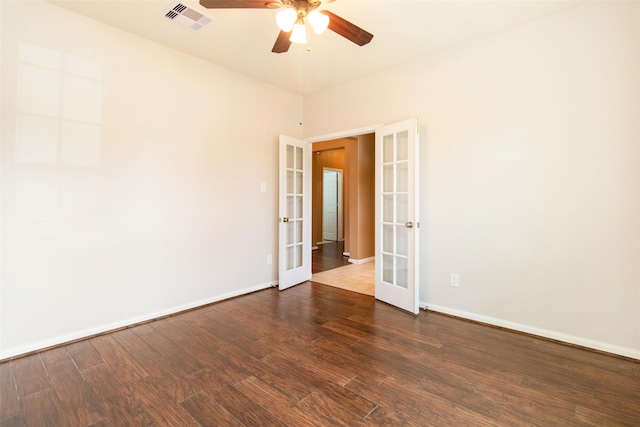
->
[308,10,329,35]
[275,8,296,32]
[289,19,307,44]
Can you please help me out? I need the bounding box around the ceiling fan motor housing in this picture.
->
[270,0,322,17]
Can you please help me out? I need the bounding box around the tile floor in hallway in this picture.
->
[311,262,375,296]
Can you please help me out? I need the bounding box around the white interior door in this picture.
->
[375,119,419,313]
[278,135,311,290]
[322,169,338,241]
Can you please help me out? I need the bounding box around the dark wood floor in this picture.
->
[1,283,639,427]
[312,241,350,274]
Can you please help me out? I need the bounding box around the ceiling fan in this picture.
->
[198,0,373,53]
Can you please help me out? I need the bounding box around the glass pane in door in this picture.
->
[383,254,394,284]
[396,256,408,289]
[380,129,410,287]
[284,142,305,272]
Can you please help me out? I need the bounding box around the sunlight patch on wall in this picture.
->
[15,43,102,167]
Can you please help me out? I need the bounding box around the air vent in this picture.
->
[161,2,213,32]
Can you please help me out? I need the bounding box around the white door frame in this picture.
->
[306,125,382,144]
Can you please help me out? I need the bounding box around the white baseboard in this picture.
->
[348,256,375,265]
[0,281,276,360]
[421,302,640,360]
[342,252,350,257]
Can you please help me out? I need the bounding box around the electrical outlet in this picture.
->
[267,255,272,265]
[260,183,267,193]
[450,273,460,287]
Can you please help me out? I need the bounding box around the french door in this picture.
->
[375,119,419,313]
[278,135,312,290]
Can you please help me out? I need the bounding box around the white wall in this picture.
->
[0,1,302,358]
[304,1,640,358]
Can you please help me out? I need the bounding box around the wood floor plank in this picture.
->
[66,340,104,371]
[89,335,148,384]
[1,282,638,426]
[80,363,126,400]
[44,359,105,426]
[574,404,635,427]
[376,375,499,427]
[0,362,21,421]
[209,301,321,343]
[317,381,378,418]
[19,388,66,427]
[437,334,639,422]
[296,391,370,427]
[169,311,232,350]
[131,323,204,375]
[217,344,315,402]
[110,328,199,402]
[275,338,356,386]
[364,405,423,427]
[10,355,49,398]
[233,376,325,427]
[520,374,640,424]
[322,317,443,367]
[154,316,253,384]
[125,378,200,426]
[81,363,155,426]
[430,359,579,425]
[349,339,434,381]
[194,311,274,359]
[532,337,637,376]
[93,393,153,427]
[261,349,379,418]
[38,347,71,368]
[110,328,169,376]
[0,414,26,427]
[205,382,291,427]
[180,392,245,427]
[347,313,443,348]
[302,336,389,385]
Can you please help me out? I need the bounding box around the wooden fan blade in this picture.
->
[199,0,278,8]
[321,11,373,46]
[272,30,292,53]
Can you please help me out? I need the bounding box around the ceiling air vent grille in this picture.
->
[161,2,213,32]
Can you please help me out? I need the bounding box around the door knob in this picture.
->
[406,221,414,228]
[281,217,289,223]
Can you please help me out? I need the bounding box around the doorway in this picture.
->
[310,135,375,295]
[280,120,420,312]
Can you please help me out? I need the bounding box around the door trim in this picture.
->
[306,124,383,144]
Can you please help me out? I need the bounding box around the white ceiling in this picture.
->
[49,0,582,94]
